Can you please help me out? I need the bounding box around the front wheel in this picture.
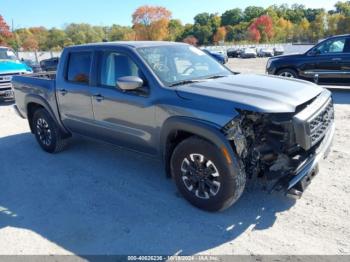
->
[277,68,298,78]
[32,108,67,153]
[170,137,246,212]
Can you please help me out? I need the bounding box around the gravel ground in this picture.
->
[0,59,349,255]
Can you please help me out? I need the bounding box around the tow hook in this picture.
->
[285,165,319,199]
[286,188,303,199]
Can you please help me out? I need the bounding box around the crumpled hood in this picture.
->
[175,74,323,113]
[0,60,30,74]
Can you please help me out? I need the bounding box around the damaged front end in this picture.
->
[222,90,335,198]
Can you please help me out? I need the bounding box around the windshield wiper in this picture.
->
[205,75,227,79]
[169,79,203,87]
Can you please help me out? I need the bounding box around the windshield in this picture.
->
[137,45,231,86]
[0,48,18,60]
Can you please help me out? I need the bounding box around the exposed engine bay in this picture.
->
[223,94,335,196]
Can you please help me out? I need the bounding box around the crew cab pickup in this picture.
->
[12,42,335,211]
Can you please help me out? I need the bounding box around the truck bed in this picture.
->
[12,72,58,120]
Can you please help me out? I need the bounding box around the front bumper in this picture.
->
[0,88,14,99]
[272,122,335,198]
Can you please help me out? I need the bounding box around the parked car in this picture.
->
[257,47,274,57]
[203,49,228,64]
[227,47,241,58]
[40,57,59,72]
[13,42,334,211]
[240,47,257,58]
[0,46,32,100]
[22,59,42,73]
[267,34,350,85]
[273,46,284,56]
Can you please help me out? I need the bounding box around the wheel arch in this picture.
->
[161,116,239,177]
[25,94,70,137]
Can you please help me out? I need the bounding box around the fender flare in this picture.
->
[160,116,240,176]
[25,94,70,136]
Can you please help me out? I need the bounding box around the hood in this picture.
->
[272,53,304,59]
[175,74,323,113]
[0,59,31,74]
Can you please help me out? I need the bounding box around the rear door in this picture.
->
[56,50,95,135]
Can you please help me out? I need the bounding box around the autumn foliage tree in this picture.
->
[248,15,274,43]
[132,6,171,40]
[0,15,12,46]
[213,26,227,43]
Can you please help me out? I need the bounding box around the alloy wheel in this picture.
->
[180,153,221,199]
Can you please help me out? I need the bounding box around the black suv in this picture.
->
[40,57,59,72]
[267,34,350,85]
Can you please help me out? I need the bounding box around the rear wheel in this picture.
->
[277,68,298,78]
[170,137,246,212]
[32,108,67,153]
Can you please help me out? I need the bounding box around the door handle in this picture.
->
[93,94,104,102]
[332,58,342,61]
[59,89,68,96]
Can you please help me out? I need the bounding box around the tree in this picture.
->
[192,24,212,45]
[309,12,327,42]
[109,25,135,41]
[194,13,211,26]
[335,1,350,16]
[183,35,198,46]
[274,17,293,42]
[327,13,344,35]
[132,5,171,40]
[46,28,67,50]
[0,15,12,46]
[213,27,226,43]
[29,27,48,50]
[248,15,274,43]
[167,19,184,41]
[221,8,243,26]
[244,6,265,22]
[65,23,104,45]
[294,18,311,42]
[337,16,350,34]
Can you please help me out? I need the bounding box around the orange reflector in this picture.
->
[221,147,232,164]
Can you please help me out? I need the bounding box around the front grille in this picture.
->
[0,73,19,90]
[309,101,334,146]
[0,82,12,90]
[293,90,334,151]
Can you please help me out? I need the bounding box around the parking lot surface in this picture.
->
[0,59,349,255]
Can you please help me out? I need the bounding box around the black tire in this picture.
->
[32,108,67,153]
[277,68,298,78]
[170,137,246,212]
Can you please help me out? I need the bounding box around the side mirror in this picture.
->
[308,49,321,56]
[117,76,143,91]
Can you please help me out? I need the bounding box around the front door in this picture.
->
[90,51,157,155]
[314,37,347,85]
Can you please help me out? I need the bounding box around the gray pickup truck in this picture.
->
[12,42,335,211]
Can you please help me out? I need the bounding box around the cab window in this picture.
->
[67,52,92,84]
[316,38,345,54]
[100,52,145,87]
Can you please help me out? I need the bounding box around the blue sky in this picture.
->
[3,0,337,29]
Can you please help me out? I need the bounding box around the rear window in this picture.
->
[67,52,92,84]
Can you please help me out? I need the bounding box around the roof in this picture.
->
[68,41,187,49]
